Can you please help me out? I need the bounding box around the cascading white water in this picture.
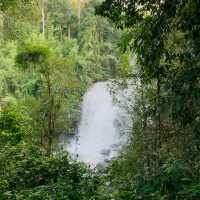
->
[64,81,133,166]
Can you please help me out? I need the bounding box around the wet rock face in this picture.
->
[101,149,111,156]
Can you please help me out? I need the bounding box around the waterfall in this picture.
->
[64,81,133,166]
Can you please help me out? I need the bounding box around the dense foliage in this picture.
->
[96,0,200,199]
[0,145,101,200]
[0,0,200,199]
[0,0,123,199]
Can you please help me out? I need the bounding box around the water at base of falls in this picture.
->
[62,81,132,166]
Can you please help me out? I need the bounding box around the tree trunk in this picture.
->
[41,0,45,36]
[68,25,71,39]
[41,0,48,37]
[44,71,54,155]
[157,75,161,146]
[155,73,162,171]
[77,0,81,28]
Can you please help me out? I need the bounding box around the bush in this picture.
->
[0,108,28,146]
[0,144,101,200]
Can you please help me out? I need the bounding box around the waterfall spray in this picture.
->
[64,81,133,166]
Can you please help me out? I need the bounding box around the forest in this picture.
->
[0,0,200,199]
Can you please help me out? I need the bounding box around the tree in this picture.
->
[96,0,200,198]
[16,39,77,154]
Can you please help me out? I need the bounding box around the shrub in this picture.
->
[16,44,50,69]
